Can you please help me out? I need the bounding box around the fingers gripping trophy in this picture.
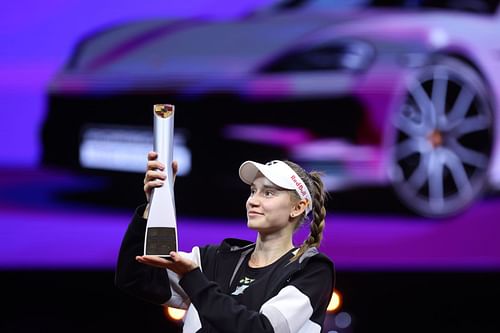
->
[144,104,177,257]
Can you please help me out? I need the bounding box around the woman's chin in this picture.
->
[247,220,259,230]
[247,218,265,231]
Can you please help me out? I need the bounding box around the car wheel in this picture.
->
[389,57,494,218]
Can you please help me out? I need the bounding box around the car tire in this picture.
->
[388,56,494,218]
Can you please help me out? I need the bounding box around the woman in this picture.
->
[115,152,335,333]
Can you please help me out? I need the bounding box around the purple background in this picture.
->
[1,0,499,271]
[0,0,273,166]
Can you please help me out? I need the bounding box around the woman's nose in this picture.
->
[247,195,259,207]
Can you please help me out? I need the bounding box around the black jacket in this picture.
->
[115,205,335,333]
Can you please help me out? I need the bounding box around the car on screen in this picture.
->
[41,0,500,217]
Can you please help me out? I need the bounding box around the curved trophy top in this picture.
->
[154,104,175,118]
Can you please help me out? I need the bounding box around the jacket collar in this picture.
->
[219,238,254,253]
[220,238,323,267]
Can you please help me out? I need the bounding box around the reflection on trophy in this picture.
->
[144,104,177,257]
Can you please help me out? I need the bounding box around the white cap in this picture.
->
[239,160,312,214]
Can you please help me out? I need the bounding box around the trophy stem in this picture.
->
[144,104,178,257]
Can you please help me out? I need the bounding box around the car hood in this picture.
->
[66,11,375,77]
[55,7,492,92]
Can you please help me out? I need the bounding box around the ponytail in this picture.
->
[283,162,328,262]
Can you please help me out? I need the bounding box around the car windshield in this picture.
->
[266,0,499,14]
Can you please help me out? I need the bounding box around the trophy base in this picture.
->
[145,227,177,257]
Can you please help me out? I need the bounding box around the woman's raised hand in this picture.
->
[143,151,178,202]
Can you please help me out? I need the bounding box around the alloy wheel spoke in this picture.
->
[443,149,473,198]
[409,78,436,128]
[450,115,490,137]
[447,85,474,126]
[407,151,430,190]
[395,138,428,160]
[448,139,488,169]
[427,151,445,210]
[431,69,448,128]
[394,105,425,137]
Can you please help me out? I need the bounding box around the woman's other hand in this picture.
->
[135,252,198,277]
[143,151,178,202]
[142,151,178,218]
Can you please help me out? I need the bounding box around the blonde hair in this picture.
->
[284,161,328,262]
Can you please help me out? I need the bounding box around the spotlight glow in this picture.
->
[164,306,186,321]
[327,289,342,313]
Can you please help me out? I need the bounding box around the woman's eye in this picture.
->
[265,190,274,197]
[249,188,256,196]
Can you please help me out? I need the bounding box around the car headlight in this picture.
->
[262,39,375,73]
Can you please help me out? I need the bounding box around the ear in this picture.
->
[290,199,308,219]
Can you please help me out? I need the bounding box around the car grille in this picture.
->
[42,92,363,215]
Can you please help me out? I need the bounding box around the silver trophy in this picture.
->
[144,104,177,257]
